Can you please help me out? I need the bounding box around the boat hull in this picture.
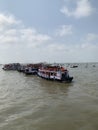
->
[25,71,37,75]
[37,73,73,83]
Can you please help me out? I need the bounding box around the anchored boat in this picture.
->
[38,65,73,82]
[2,63,21,70]
[24,67,38,75]
[2,63,73,83]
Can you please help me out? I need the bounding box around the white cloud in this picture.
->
[60,0,94,18]
[0,13,21,29]
[0,13,98,63]
[19,28,51,48]
[0,13,51,47]
[86,33,98,42]
[55,25,73,37]
[0,13,52,63]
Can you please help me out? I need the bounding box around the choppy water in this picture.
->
[0,63,98,130]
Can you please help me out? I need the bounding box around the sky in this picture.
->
[0,0,98,63]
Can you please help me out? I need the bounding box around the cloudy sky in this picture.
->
[0,0,98,63]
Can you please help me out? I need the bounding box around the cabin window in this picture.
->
[51,73,54,76]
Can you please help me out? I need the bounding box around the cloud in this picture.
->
[60,0,94,18]
[55,25,73,37]
[0,13,98,63]
[0,13,51,48]
[0,13,21,30]
[86,33,98,42]
[19,28,51,48]
[0,13,52,63]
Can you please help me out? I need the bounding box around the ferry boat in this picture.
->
[17,65,26,72]
[24,67,38,75]
[2,63,73,83]
[2,63,20,70]
[38,65,73,82]
[24,63,42,75]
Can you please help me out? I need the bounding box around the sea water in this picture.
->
[0,63,98,130]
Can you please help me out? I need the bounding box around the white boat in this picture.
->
[38,65,73,82]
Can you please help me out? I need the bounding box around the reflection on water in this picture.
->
[0,63,98,130]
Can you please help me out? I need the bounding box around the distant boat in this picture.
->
[70,65,78,68]
[2,63,20,70]
[38,65,73,82]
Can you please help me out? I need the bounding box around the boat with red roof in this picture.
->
[38,64,73,82]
